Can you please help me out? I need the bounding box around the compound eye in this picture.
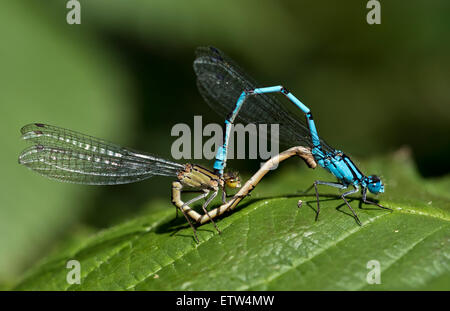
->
[369,175,380,183]
[226,179,240,188]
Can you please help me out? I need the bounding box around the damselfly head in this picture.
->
[223,171,241,189]
[366,175,384,194]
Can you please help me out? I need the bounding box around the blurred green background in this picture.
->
[1,0,449,287]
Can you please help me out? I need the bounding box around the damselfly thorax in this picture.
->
[177,164,222,190]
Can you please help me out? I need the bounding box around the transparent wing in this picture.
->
[19,123,185,185]
[193,46,335,153]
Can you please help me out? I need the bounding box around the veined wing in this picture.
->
[19,123,185,185]
[193,46,335,154]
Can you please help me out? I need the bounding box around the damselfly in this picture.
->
[194,46,392,225]
[18,123,241,242]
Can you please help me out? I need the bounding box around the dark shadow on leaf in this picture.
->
[154,206,217,241]
[152,192,387,238]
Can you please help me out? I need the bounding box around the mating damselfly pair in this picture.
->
[19,47,390,242]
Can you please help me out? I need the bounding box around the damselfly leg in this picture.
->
[339,186,362,225]
[301,181,348,221]
[302,181,392,225]
[361,187,393,212]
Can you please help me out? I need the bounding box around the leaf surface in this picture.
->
[15,151,450,290]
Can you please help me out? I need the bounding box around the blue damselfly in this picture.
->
[194,46,392,225]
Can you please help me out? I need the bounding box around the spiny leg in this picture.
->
[297,184,314,209]
[221,185,227,204]
[201,190,222,234]
[341,186,362,225]
[181,191,210,209]
[175,189,204,219]
[180,191,209,243]
[361,188,392,212]
[313,181,320,220]
[179,206,200,243]
[311,181,348,221]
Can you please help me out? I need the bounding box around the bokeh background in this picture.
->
[1,0,449,287]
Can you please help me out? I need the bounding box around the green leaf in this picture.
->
[14,150,450,290]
